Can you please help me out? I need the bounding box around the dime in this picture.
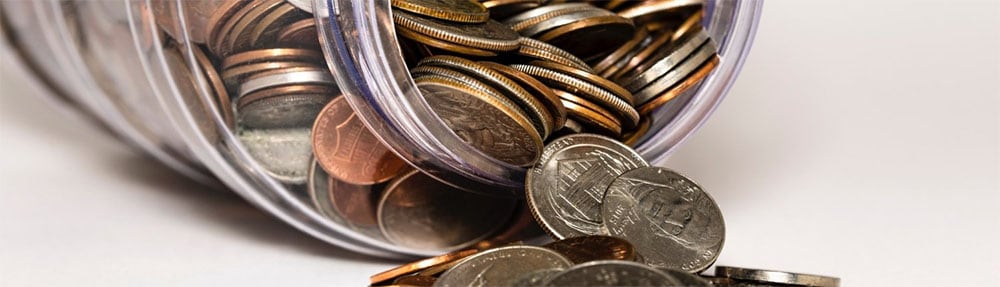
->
[312,96,408,185]
[602,166,725,272]
[238,127,313,184]
[393,10,520,52]
[416,76,542,166]
[391,0,490,24]
[715,266,841,287]
[526,134,647,239]
[435,245,573,287]
[660,268,713,286]
[378,170,517,251]
[370,248,480,285]
[543,235,637,264]
[543,260,680,286]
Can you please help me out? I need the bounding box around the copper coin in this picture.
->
[192,45,234,129]
[221,48,322,70]
[592,27,649,74]
[377,170,517,251]
[392,275,437,286]
[327,177,379,227]
[543,235,637,264]
[536,14,636,60]
[369,248,480,285]
[276,18,320,48]
[622,115,652,146]
[312,96,408,185]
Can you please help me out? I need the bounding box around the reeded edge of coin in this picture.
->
[393,10,520,52]
[369,248,480,285]
[517,37,592,72]
[512,63,639,129]
[395,25,498,57]
[715,266,841,287]
[531,60,633,105]
[478,61,567,130]
[390,0,489,23]
[637,54,719,115]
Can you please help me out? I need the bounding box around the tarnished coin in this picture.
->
[617,0,703,26]
[715,266,841,287]
[660,268,713,286]
[516,37,592,72]
[511,268,562,287]
[391,0,489,23]
[393,10,521,52]
[276,18,320,48]
[370,248,480,285]
[535,12,635,60]
[434,245,574,287]
[602,166,725,272]
[619,28,709,92]
[417,76,542,166]
[378,170,517,251]
[544,260,681,286]
[478,61,567,131]
[479,0,541,20]
[396,25,499,57]
[312,96,408,185]
[526,134,647,239]
[512,63,639,130]
[543,235,636,264]
[239,128,313,184]
[592,27,649,75]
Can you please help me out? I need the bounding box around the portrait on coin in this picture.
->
[625,177,723,250]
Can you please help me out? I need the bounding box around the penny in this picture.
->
[660,268,713,286]
[222,61,308,87]
[378,170,517,251]
[602,166,725,272]
[543,260,680,286]
[192,45,234,129]
[478,61,566,131]
[419,56,553,138]
[393,10,520,52]
[416,75,542,166]
[211,0,273,56]
[247,3,308,49]
[632,39,717,108]
[619,28,709,92]
[715,266,842,287]
[391,0,490,24]
[622,115,652,146]
[276,18,319,48]
[526,134,647,239]
[393,275,437,286]
[225,0,287,54]
[312,96,408,185]
[543,235,637,264]
[638,54,718,115]
[435,245,573,287]
[184,0,229,43]
[370,248,480,285]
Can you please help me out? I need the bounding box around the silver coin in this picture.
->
[238,127,313,184]
[284,0,313,13]
[511,268,563,287]
[631,39,717,106]
[519,9,612,38]
[527,134,648,239]
[237,93,331,129]
[602,166,725,272]
[715,266,841,287]
[619,29,709,92]
[238,69,335,97]
[378,170,517,252]
[435,245,574,287]
[544,260,680,286]
[660,268,712,286]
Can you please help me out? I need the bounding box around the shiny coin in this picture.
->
[543,235,637,264]
[517,37,592,73]
[238,127,313,184]
[556,89,623,137]
[478,61,567,131]
[511,268,562,287]
[378,170,517,251]
[544,260,680,286]
[221,48,322,70]
[531,60,632,107]
[435,245,573,287]
[393,275,437,286]
[392,0,489,23]
[370,248,480,285]
[276,18,320,48]
[503,3,591,26]
[236,85,333,129]
[526,134,647,239]
[396,24,499,57]
[602,166,725,272]
[620,28,709,92]
[512,63,639,129]
[715,266,841,287]
[660,268,713,286]
[192,45,234,129]
[638,54,718,115]
[617,0,703,26]
[312,96,409,185]
[416,75,543,166]
[238,67,334,96]
[394,10,520,52]
[535,12,635,60]
[479,0,541,20]
[632,38,716,107]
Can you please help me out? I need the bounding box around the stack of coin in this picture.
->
[369,134,840,286]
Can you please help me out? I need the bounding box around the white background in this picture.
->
[1,1,998,286]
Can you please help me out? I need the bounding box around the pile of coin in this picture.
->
[368,134,840,287]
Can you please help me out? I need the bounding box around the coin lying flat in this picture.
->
[526,134,648,239]
[543,235,637,264]
[434,245,574,287]
[543,260,681,286]
[394,10,521,52]
[370,248,480,285]
[312,96,408,185]
[511,268,562,287]
[715,266,841,287]
[378,170,517,251]
[602,166,725,272]
[392,0,490,23]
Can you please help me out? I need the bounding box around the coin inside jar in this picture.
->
[391,0,490,24]
[311,96,408,185]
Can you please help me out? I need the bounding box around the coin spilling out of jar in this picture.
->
[148,0,728,259]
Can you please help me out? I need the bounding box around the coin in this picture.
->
[526,134,647,239]
[556,90,623,137]
[591,27,649,74]
[221,48,322,70]
[391,0,489,24]
[530,60,632,106]
[715,266,841,287]
[631,39,716,106]
[192,44,234,129]
[416,76,543,166]
[511,268,562,287]
[184,0,229,43]
[370,248,480,285]
[309,159,383,240]
[516,37,592,73]
[543,260,680,286]
[393,10,520,52]
[236,85,333,129]
[312,96,408,185]
[660,268,713,286]
[535,13,635,60]
[393,275,437,286]
[435,245,574,287]
[396,25,499,57]
[617,0,703,26]
[637,54,718,115]
[607,30,673,81]
[276,18,319,48]
[512,63,639,129]
[619,28,709,92]
[543,235,637,264]
[238,127,313,184]
[602,166,725,272]
[378,170,517,251]
[478,61,566,131]
[238,67,334,96]
[622,115,652,146]
[479,0,541,20]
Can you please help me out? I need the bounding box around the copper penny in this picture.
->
[312,96,408,185]
[369,248,480,285]
[327,177,379,227]
[543,235,637,264]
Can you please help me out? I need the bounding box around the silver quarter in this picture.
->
[434,245,573,287]
[544,260,680,286]
[527,134,648,239]
[715,266,841,287]
[602,166,724,272]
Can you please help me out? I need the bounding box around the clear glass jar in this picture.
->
[1,0,762,259]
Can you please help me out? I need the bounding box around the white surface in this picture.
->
[1,1,998,286]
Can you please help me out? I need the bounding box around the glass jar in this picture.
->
[1,0,763,259]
